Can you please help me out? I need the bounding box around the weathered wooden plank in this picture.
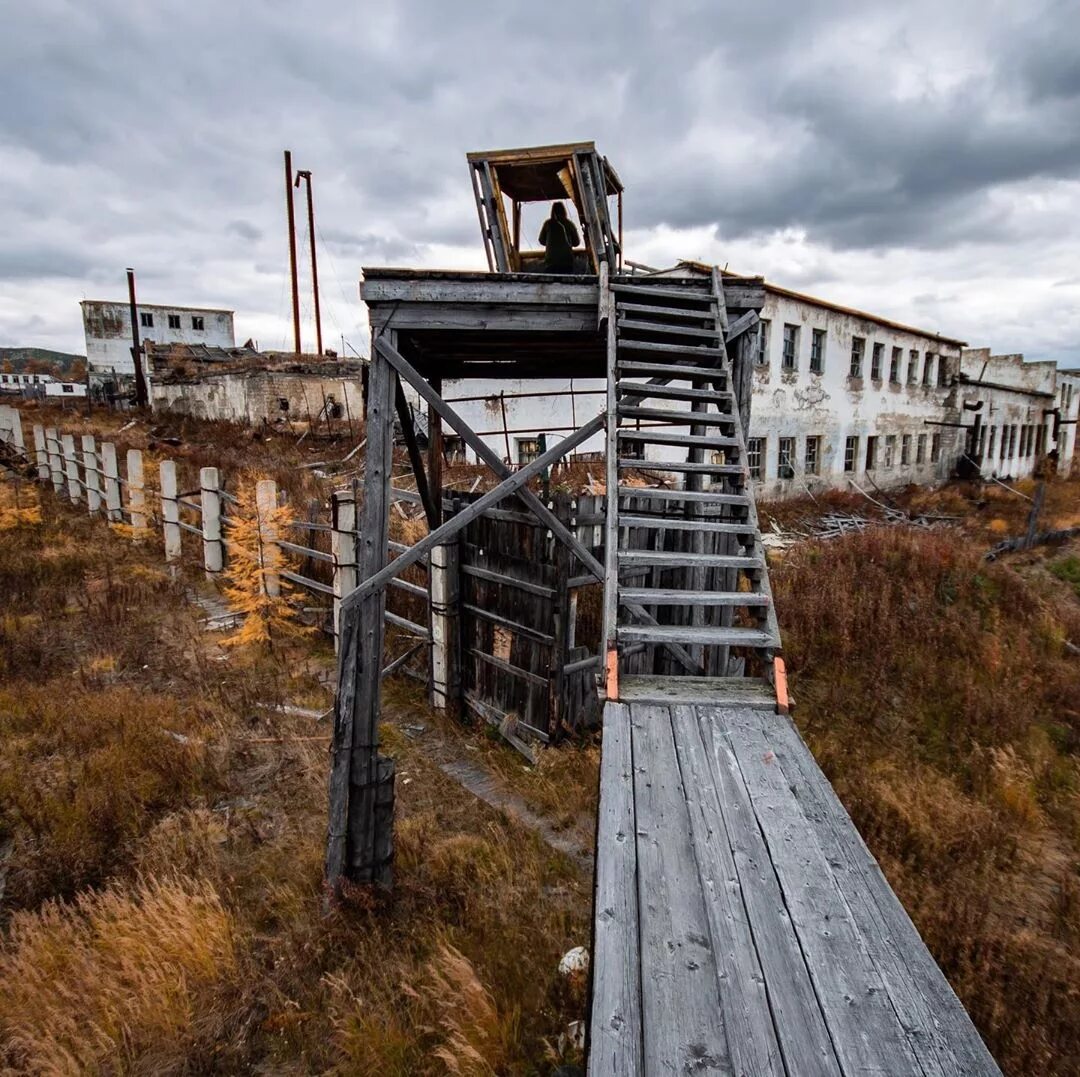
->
[619,429,741,451]
[630,704,731,1074]
[619,317,725,340]
[620,460,745,476]
[461,562,555,599]
[762,710,1003,1076]
[619,338,725,358]
[618,624,774,648]
[589,702,644,1075]
[462,603,554,645]
[617,675,775,708]
[468,647,548,687]
[617,379,731,401]
[617,301,719,322]
[668,705,785,1076]
[619,551,760,570]
[610,282,715,304]
[695,706,842,1076]
[369,302,600,332]
[721,707,926,1076]
[361,276,599,306]
[616,486,751,506]
[617,516,753,536]
[617,406,736,427]
[619,588,768,606]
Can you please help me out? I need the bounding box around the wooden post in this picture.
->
[255,479,280,597]
[101,443,122,522]
[160,459,181,563]
[331,488,358,652]
[61,433,80,504]
[429,536,461,715]
[45,428,64,493]
[1024,481,1047,550]
[200,466,223,574]
[327,331,397,891]
[32,425,49,482]
[428,376,444,528]
[127,449,147,535]
[82,435,101,514]
[549,492,573,739]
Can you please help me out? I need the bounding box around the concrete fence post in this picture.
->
[200,466,223,575]
[127,448,147,536]
[32,425,49,482]
[82,434,101,514]
[429,537,461,715]
[61,433,80,504]
[3,406,26,455]
[45,428,64,493]
[101,443,122,522]
[331,488,357,652]
[159,459,181,564]
[255,479,280,597]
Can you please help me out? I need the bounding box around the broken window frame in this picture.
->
[192,316,205,331]
[777,436,795,479]
[810,328,825,374]
[871,342,884,381]
[916,433,927,464]
[849,336,865,379]
[167,314,181,330]
[140,311,153,328]
[844,435,858,472]
[883,434,896,469]
[515,437,542,465]
[901,433,911,466]
[804,435,821,476]
[931,432,942,463]
[756,319,771,366]
[782,324,799,372]
[890,346,902,384]
[747,437,765,480]
[865,435,878,470]
[907,349,919,385]
[922,353,935,387]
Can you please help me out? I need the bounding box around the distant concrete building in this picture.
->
[1055,369,1080,471]
[0,370,86,398]
[146,342,364,429]
[81,300,235,381]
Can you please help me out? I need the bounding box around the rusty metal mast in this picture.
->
[295,169,323,356]
[126,268,148,408]
[283,150,302,355]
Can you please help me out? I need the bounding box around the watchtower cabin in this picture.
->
[328,143,1001,1076]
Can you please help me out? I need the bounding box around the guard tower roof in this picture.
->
[466,142,623,201]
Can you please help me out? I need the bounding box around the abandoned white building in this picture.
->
[147,342,364,431]
[432,274,970,496]
[81,300,235,381]
[0,370,87,398]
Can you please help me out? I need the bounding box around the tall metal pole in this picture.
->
[126,268,148,408]
[284,150,302,355]
[296,169,323,356]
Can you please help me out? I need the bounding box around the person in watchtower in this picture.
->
[539,202,580,273]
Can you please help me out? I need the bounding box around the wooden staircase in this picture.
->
[601,268,784,710]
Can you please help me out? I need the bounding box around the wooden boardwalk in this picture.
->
[589,701,1002,1076]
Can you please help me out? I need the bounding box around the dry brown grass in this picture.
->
[0,876,237,1075]
[772,524,1080,1074]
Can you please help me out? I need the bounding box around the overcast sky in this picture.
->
[3,0,1079,363]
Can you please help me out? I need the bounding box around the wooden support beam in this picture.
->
[394,381,438,527]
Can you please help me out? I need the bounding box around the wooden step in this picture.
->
[618,550,761,570]
[611,283,715,305]
[619,430,740,451]
[618,339,726,359]
[618,515,755,535]
[617,486,751,506]
[616,674,776,709]
[617,405,736,427]
[619,459,746,476]
[619,588,769,606]
[616,301,719,323]
[616,623,776,648]
[618,383,731,404]
[618,318,722,340]
[617,360,728,381]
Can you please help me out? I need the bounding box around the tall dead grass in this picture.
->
[772,526,1080,1074]
[0,876,236,1075]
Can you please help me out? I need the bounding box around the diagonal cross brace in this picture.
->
[378,337,704,675]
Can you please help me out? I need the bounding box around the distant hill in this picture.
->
[0,347,86,377]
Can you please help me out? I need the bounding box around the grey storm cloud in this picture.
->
[1,0,1079,362]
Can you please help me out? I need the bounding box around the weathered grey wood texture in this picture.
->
[587,701,1002,1077]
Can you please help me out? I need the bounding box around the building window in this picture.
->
[1010,425,1018,457]
[782,324,799,371]
[140,312,153,328]
[871,342,884,381]
[192,315,205,331]
[849,336,865,379]
[889,346,902,384]
[168,314,181,329]
[987,427,996,459]
[804,436,821,476]
[756,320,770,366]
[923,353,934,386]
[778,437,795,479]
[747,437,764,480]
[844,435,858,472]
[866,435,878,470]
[901,434,911,466]
[931,433,942,463]
[444,436,466,464]
[883,435,896,468]
[937,356,950,387]
[516,437,541,465]
[916,433,927,464]
[907,349,919,384]
[61,384,74,394]
[810,329,825,374]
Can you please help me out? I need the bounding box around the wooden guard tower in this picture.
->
[326,143,1001,1076]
